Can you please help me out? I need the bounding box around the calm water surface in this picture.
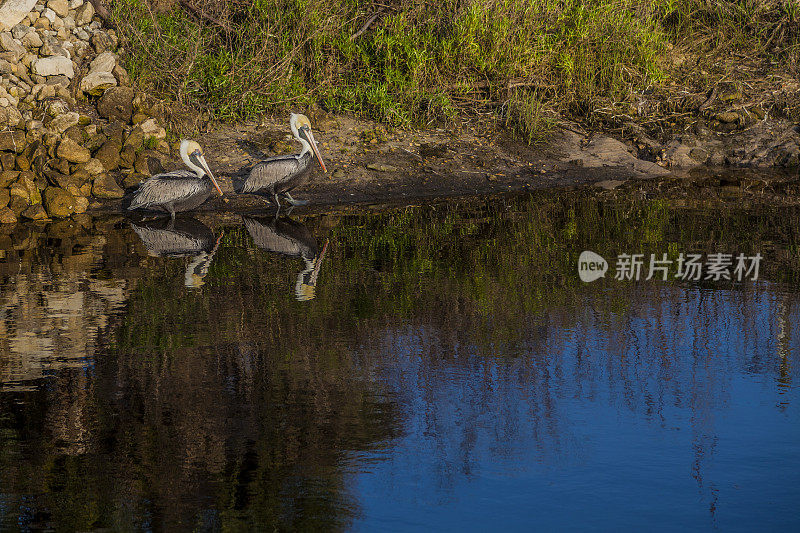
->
[0,192,798,531]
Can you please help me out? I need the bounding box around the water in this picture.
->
[0,191,798,531]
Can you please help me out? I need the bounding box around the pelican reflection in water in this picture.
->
[131,217,223,288]
[243,215,329,301]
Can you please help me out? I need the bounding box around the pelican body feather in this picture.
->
[240,151,313,198]
[128,170,218,215]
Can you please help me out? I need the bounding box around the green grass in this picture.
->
[111,0,799,139]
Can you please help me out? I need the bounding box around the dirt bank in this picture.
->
[93,112,799,215]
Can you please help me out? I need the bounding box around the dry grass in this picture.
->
[110,0,800,140]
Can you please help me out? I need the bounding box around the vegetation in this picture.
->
[110,0,799,139]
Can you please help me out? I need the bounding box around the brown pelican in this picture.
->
[127,140,223,219]
[130,217,223,288]
[238,113,327,210]
[243,215,329,301]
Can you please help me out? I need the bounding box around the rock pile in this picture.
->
[0,0,168,223]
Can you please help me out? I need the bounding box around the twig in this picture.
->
[351,9,384,41]
[698,85,719,111]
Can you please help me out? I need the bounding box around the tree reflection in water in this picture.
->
[0,193,798,531]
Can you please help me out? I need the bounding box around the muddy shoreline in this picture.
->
[91,113,800,216]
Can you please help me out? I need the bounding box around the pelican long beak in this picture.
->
[305,129,327,173]
[309,239,329,285]
[199,155,224,196]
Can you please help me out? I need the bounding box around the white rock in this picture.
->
[69,0,83,9]
[62,15,74,30]
[79,70,116,95]
[0,0,39,32]
[42,7,57,24]
[140,118,167,140]
[74,27,89,40]
[47,0,69,18]
[73,1,93,25]
[32,55,74,77]
[0,97,8,107]
[21,30,42,48]
[90,51,116,73]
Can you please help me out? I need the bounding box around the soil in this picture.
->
[94,113,800,216]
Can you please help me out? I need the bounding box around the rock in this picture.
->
[0,106,23,127]
[0,170,19,187]
[21,204,48,220]
[0,1,39,32]
[0,32,26,60]
[47,0,69,17]
[9,181,29,202]
[139,118,166,140]
[716,112,742,124]
[90,51,116,73]
[84,132,106,152]
[123,125,145,149]
[0,130,26,152]
[662,140,702,169]
[112,62,130,86]
[43,186,76,217]
[79,70,116,95]
[92,173,123,198]
[104,121,125,144]
[39,36,66,57]
[32,55,74,77]
[47,111,79,133]
[70,168,90,184]
[122,173,145,188]
[15,154,29,170]
[91,31,113,53]
[10,23,28,40]
[21,30,42,48]
[0,188,8,208]
[119,143,136,168]
[41,7,57,24]
[0,152,16,169]
[45,169,77,189]
[689,148,709,163]
[580,134,671,176]
[366,163,397,172]
[57,138,91,163]
[96,86,133,122]
[0,206,17,223]
[73,195,88,213]
[63,124,86,144]
[94,139,121,171]
[18,173,40,204]
[8,195,27,215]
[594,179,625,190]
[74,1,93,25]
[80,158,103,175]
